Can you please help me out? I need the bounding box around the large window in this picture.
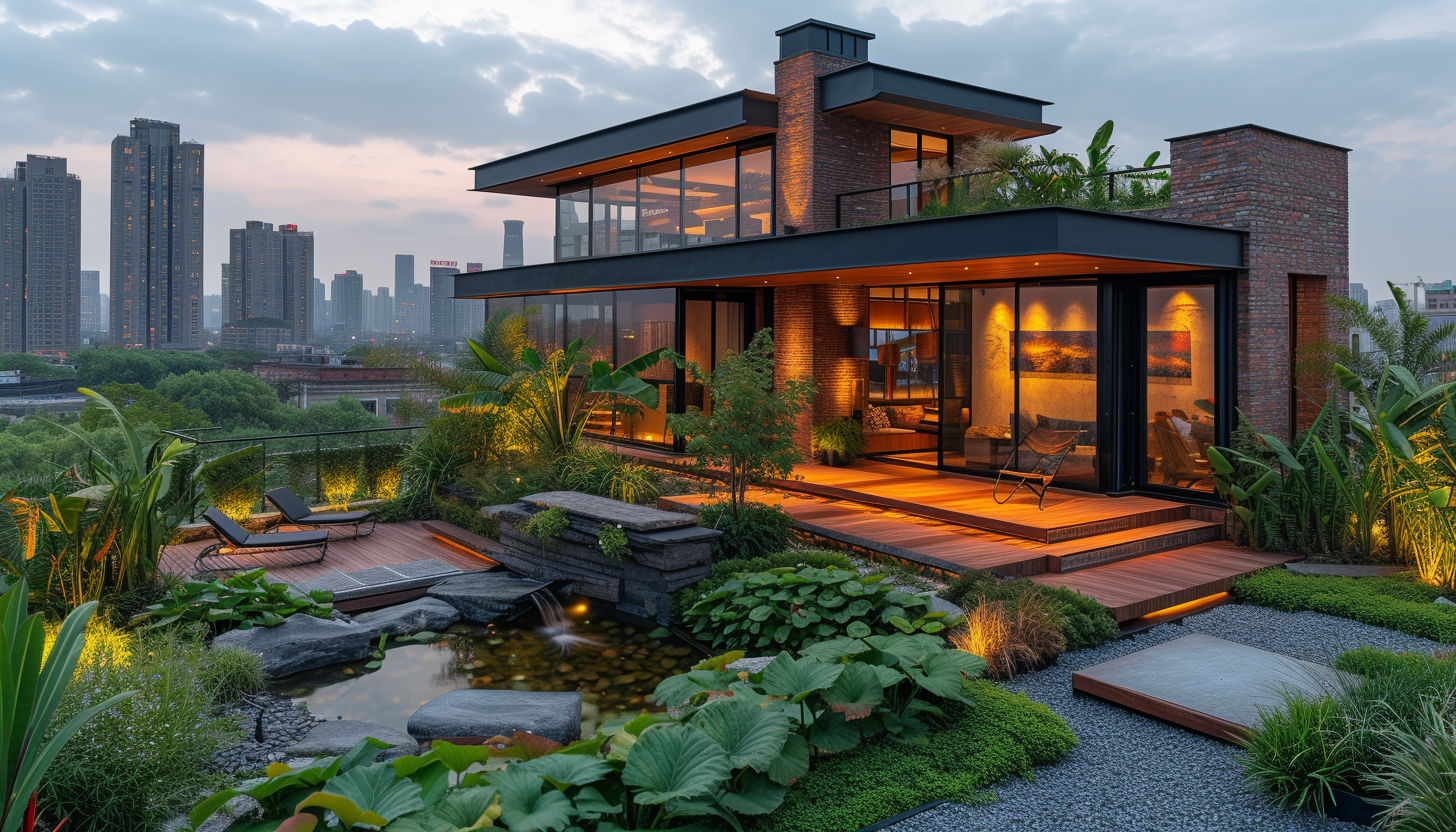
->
[614,289,677,444]
[889,128,951,220]
[1145,284,1216,493]
[554,141,773,260]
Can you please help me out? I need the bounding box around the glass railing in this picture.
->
[835,165,1171,228]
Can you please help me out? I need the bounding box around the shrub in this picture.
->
[670,549,854,619]
[699,500,795,561]
[683,566,961,654]
[1333,646,1456,679]
[597,523,631,561]
[950,591,1064,679]
[560,444,662,505]
[317,446,363,506]
[196,444,264,521]
[941,571,1119,653]
[432,497,499,540]
[519,505,570,553]
[130,568,334,633]
[810,417,867,463]
[759,680,1076,832]
[41,625,252,832]
[1232,569,1456,643]
[1238,691,1359,814]
[1364,698,1456,832]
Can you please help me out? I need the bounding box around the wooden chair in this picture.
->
[198,506,330,572]
[265,487,377,539]
[991,427,1082,510]
[1150,417,1213,488]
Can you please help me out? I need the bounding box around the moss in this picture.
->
[1233,569,1456,643]
[759,680,1076,832]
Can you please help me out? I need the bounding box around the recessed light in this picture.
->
[1034,261,1039,266]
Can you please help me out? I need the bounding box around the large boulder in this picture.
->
[287,720,419,762]
[407,690,582,746]
[426,573,548,623]
[214,614,376,677]
[352,598,460,636]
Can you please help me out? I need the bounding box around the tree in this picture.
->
[291,397,388,434]
[154,370,296,432]
[1304,281,1456,386]
[152,350,222,377]
[78,383,212,433]
[72,349,170,388]
[0,354,74,380]
[667,329,815,511]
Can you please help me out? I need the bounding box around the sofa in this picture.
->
[863,403,939,454]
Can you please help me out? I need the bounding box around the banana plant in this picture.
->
[1,579,136,832]
[440,338,670,457]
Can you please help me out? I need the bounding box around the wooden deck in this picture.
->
[160,520,499,609]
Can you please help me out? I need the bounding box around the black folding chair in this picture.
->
[197,506,330,571]
[265,487,377,539]
[991,427,1081,510]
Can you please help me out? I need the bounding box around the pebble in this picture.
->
[210,693,325,776]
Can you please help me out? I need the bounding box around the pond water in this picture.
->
[273,607,705,738]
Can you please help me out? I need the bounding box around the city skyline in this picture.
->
[1,1,1452,307]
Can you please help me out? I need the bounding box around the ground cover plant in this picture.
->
[670,550,854,619]
[130,567,334,633]
[1233,569,1456,643]
[683,566,961,654]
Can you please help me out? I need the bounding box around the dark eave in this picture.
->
[453,207,1245,299]
[470,90,779,198]
[819,63,1058,140]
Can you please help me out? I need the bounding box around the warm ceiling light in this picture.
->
[1034,261,1040,265]
[1094,266,1099,270]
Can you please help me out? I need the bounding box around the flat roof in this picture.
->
[453,207,1245,298]
[470,90,779,198]
[1165,123,1351,153]
[819,63,1057,140]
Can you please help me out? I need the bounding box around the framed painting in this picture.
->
[1147,330,1193,384]
[1015,330,1097,379]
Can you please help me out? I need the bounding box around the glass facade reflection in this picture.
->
[554,141,773,260]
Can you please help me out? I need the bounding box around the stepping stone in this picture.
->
[352,597,460,636]
[1072,633,1352,741]
[214,614,376,677]
[427,572,549,622]
[287,719,419,761]
[407,689,583,745]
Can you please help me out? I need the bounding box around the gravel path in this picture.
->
[888,603,1448,832]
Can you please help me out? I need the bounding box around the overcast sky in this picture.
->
[1,0,1453,302]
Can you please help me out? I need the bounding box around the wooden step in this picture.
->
[1041,519,1224,573]
[1027,542,1299,622]
[422,520,506,559]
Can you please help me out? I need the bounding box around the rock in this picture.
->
[427,573,549,622]
[214,614,377,677]
[523,491,699,532]
[407,689,583,746]
[287,720,419,761]
[929,595,966,619]
[352,598,461,636]
[1437,596,1455,607]
[725,656,774,674]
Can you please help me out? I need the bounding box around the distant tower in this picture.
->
[331,270,364,339]
[1,155,82,352]
[1348,282,1368,309]
[80,269,101,335]
[503,220,524,268]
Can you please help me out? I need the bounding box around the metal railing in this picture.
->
[166,424,424,521]
[835,165,1172,229]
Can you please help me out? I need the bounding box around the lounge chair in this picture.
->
[991,427,1081,510]
[265,487,377,539]
[1150,417,1213,488]
[198,506,330,571]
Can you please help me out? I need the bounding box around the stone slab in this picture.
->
[287,719,419,761]
[523,491,699,532]
[214,614,377,678]
[389,558,463,579]
[407,689,583,745]
[1072,633,1352,741]
[426,572,549,622]
[1285,562,1406,578]
[352,597,461,636]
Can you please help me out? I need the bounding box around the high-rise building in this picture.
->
[503,220,524,267]
[109,118,204,348]
[98,294,108,334]
[466,262,483,272]
[0,155,82,352]
[331,270,364,339]
[371,286,392,332]
[81,270,101,334]
[312,277,329,334]
[203,292,221,329]
[222,221,313,350]
[1349,282,1368,308]
[429,261,461,341]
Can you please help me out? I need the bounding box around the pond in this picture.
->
[273,604,706,738]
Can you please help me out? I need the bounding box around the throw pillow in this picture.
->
[865,405,891,432]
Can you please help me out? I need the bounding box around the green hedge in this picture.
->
[940,571,1121,652]
[1333,645,1456,678]
[758,680,1077,832]
[1232,569,1456,643]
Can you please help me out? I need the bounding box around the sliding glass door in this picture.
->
[1141,284,1218,493]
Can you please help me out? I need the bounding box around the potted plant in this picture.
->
[812,416,867,467]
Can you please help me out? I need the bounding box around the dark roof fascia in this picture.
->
[453,207,1246,298]
[1165,123,1351,153]
[775,18,876,39]
[818,63,1054,133]
[469,89,779,191]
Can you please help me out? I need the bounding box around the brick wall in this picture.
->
[1139,126,1349,439]
[772,284,869,459]
[774,52,888,233]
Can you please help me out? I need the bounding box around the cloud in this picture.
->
[368,198,398,209]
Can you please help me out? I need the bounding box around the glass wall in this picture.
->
[1145,285,1216,492]
[888,128,952,220]
[614,289,677,444]
[566,292,613,362]
[553,141,773,260]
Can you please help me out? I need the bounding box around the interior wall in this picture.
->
[968,286,1015,430]
[1145,285,1216,420]
[1015,285,1098,428]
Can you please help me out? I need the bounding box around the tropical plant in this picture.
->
[130,568,334,633]
[671,550,855,620]
[0,579,135,832]
[810,417,867,465]
[668,329,815,512]
[1306,282,1456,386]
[683,566,961,654]
[561,444,661,505]
[441,334,670,458]
[698,501,796,561]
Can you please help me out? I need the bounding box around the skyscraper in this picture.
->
[81,270,101,335]
[371,286,392,332]
[222,221,314,350]
[110,118,204,348]
[393,254,416,332]
[429,261,461,341]
[0,155,82,352]
[1349,282,1368,308]
[331,270,364,339]
[312,277,329,334]
[503,220,524,268]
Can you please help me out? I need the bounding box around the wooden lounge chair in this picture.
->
[1150,417,1213,488]
[991,427,1081,510]
[265,487,377,539]
[198,506,329,571]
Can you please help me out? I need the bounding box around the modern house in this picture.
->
[456,19,1348,503]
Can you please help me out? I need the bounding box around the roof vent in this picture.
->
[776,19,874,62]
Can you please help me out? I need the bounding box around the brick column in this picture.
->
[773,284,869,460]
